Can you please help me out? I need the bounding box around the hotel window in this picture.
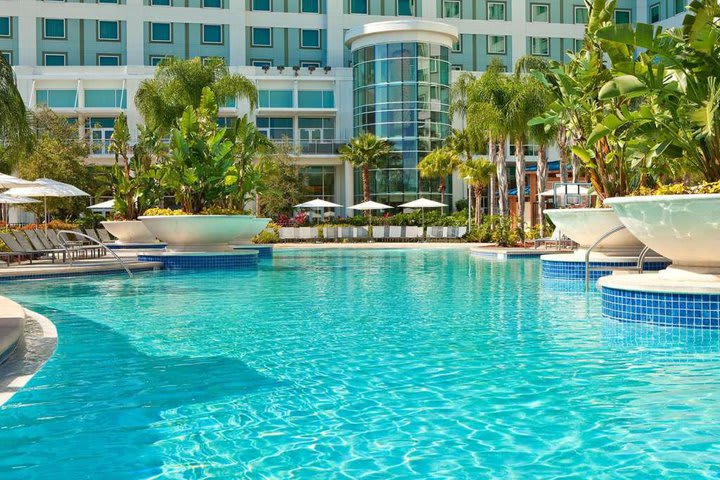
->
[256,117,293,139]
[150,23,172,42]
[531,37,549,56]
[674,0,685,14]
[300,61,321,67]
[487,2,506,20]
[574,38,583,51]
[452,36,462,53]
[301,29,320,48]
[443,0,461,18]
[97,20,120,41]
[258,90,293,108]
[202,24,223,44]
[252,59,272,67]
[43,19,66,39]
[298,90,334,108]
[252,0,271,11]
[43,53,67,66]
[150,55,169,66]
[0,17,10,37]
[451,64,463,71]
[1,52,11,65]
[252,27,272,47]
[650,3,660,22]
[97,54,120,66]
[574,6,588,23]
[351,0,368,14]
[397,0,415,15]
[151,0,171,5]
[614,9,631,24]
[202,0,222,7]
[487,35,506,54]
[301,0,319,13]
[98,0,120,3]
[531,4,549,22]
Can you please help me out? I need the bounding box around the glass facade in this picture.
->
[351,41,453,205]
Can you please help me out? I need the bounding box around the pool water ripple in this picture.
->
[0,250,719,478]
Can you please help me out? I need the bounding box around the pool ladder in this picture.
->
[56,230,134,278]
[584,225,651,290]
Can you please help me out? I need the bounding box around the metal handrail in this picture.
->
[637,245,652,274]
[56,230,133,278]
[584,225,627,289]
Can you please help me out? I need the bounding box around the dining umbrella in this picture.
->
[88,199,116,213]
[348,200,393,229]
[5,178,91,232]
[0,193,40,225]
[294,198,343,224]
[0,173,40,189]
[399,198,447,226]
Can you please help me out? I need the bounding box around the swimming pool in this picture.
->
[1,249,719,478]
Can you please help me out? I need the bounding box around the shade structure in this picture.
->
[6,178,90,231]
[88,199,116,212]
[0,174,39,189]
[0,194,39,204]
[294,198,343,209]
[539,185,591,197]
[348,201,392,211]
[399,198,448,209]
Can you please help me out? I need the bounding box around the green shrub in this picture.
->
[142,208,186,216]
[200,206,250,215]
[253,222,280,244]
[465,215,521,246]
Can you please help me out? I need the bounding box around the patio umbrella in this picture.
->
[539,185,591,197]
[399,198,447,226]
[295,198,343,224]
[88,199,116,213]
[348,200,393,229]
[5,178,90,231]
[0,173,40,189]
[0,194,40,205]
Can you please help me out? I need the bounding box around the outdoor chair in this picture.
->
[47,230,106,259]
[458,226,468,239]
[323,226,338,242]
[2,232,61,264]
[298,227,319,242]
[338,227,353,241]
[387,226,402,242]
[96,228,113,244]
[278,227,297,242]
[354,227,369,241]
[426,226,443,241]
[372,226,387,241]
[534,229,575,250]
[84,228,101,242]
[0,234,25,266]
[404,226,422,242]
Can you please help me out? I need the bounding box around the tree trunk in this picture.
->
[515,138,526,230]
[537,144,548,235]
[557,126,569,183]
[474,185,482,225]
[439,179,446,214]
[496,139,509,217]
[489,138,496,216]
[362,164,370,203]
[571,154,580,183]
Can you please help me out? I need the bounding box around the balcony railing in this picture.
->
[271,139,348,155]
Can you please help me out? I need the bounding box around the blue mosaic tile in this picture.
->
[542,259,669,281]
[234,245,273,259]
[107,244,167,250]
[601,287,720,329]
[138,253,259,270]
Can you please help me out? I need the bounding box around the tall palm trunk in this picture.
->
[515,138,526,229]
[489,139,497,216]
[439,179,446,214]
[474,185,482,225]
[496,138,509,217]
[536,144,548,234]
[557,125,569,183]
[362,164,370,202]
[571,153,581,183]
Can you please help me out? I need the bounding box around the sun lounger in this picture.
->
[426,226,443,241]
[1,232,58,264]
[0,234,25,265]
[96,228,113,243]
[338,227,353,240]
[534,229,574,249]
[279,227,297,242]
[84,228,101,242]
[404,226,422,241]
[387,226,402,241]
[323,226,338,242]
[354,227,369,241]
[298,227,319,242]
[372,226,387,241]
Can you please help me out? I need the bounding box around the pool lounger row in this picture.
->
[278,226,467,242]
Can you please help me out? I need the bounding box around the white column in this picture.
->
[228,0,247,66]
[510,0,526,71]
[421,0,436,18]
[126,0,144,66]
[18,15,37,66]
[636,0,649,23]
[325,0,345,67]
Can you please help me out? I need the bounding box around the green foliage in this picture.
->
[257,141,310,218]
[418,147,461,209]
[200,206,249,215]
[135,57,257,132]
[77,212,106,229]
[634,180,720,195]
[340,133,396,203]
[465,215,522,246]
[0,54,32,169]
[142,208,186,216]
[253,223,280,244]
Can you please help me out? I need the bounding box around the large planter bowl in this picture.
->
[605,194,720,269]
[138,215,271,252]
[545,208,644,253]
[101,220,158,244]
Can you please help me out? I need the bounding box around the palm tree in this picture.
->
[458,157,494,225]
[418,147,461,212]
[340,133,394,205]
[226,115,275,211]
[529,121,557,234]
[467,59,513,217]
[0,55,32,169]
[135,57,257,132]
[449,72,476,130]
[446,128,483,163]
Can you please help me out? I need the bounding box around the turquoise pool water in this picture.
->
[1,249,720,479]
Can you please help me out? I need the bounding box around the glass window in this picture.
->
[531,37,549,56]
[301,29,320,48]
[252,27,272,47]
[98,0,120,3]
[43,53,67,66]
[351,0,368,14]
[150,23,172,42]
[301,0,319,13]
[202,24,223,44]
[531,4,549,22]
[487,2,505,20]
[252,0,271,11]
[443,0,461,18]
[98,54,120,66]
[574,6,588,23]
[300,61,321,67]
[44,19,66,39]
[98,21,119,41]
[252,59,272,67]
[85,89,127,108]
[487,35,506,54]
[256,117,293,139]
[258,90,293,108]
[36,89,77,107]
[150,55,169,66]
[298,90,334,108]
[614,9,631,23]
[0,17,10,37]
[452,37,462,53]
[151,0,171,5]
[674,0,685,14]
[1,52,11,64]
[650,4,660,22]
[202,0,222,7]
[397,0,414,15]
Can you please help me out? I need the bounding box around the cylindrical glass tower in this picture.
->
[345,21,459,207]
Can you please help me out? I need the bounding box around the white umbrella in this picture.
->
[295,198,343,224]
[0,194,40,204]
[399,198,447,226]
[348,201,393,211]
[0,173,40,189]
[88,199,116,212]
[6,178,90,230]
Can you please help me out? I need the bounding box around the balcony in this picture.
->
[270,139,348,156]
